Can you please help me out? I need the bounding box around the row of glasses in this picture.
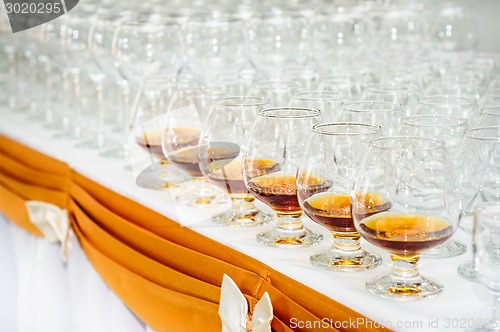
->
[1,0,499,309]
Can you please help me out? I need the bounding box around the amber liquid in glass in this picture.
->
[303,192,391,233]
[137,127,200,159]
[358,213,454,256]
[170,142,240,177]
[248,173,331,214]
[207,159,279,195]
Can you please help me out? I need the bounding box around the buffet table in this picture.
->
[0,108,492,332]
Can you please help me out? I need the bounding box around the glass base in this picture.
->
[175,181,230,207]
[422,240,467,259]
[99,145,129,160]
[212,208,273,227]
[135,161,189,190]
[53,127,89,141]
[366,273,444,301]
[469,322,500,332]
[457,260,478,282]
[310,247,382,272]
[75,136,108,150]
[256,226,323,248]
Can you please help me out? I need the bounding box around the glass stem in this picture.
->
[390,255,420,279]
[332,232,361,251]
[94,77,105,148]
[492,292,500,329]
[276,213,303,231]
[231,197,257,213]
[7,48,17,110]
[117,79,131,157]
[43,60,54,125]
[70,69,82,139]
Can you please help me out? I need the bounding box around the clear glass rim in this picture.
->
[312,122,381,136]
[293,90,346,101]
[419,95,477,107]
[481,106,500,115]
[365,83,420,94]
[464,126,500,141]
[475,201,500,214]
[214,96,269,107]
[370,136,446,151]
[184,12,243,24]
[484,88,500,97]
[342,100,401,113]
[401,115,469,128]
[176,86,229,97]
[259,107,321,118]
[320,72,371,82]
[254,80,301,90]
[120,15,181,27]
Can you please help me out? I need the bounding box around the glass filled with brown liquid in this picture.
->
[352,136,461,300]
[297,122,383,271]
[199,96,275,226]
[242,107,324,247]
[162,86,230,207]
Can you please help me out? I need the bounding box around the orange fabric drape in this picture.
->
[0,134,391,332]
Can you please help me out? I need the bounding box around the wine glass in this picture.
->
[457,126,500,281]
[361,83,420,117]
[112,15,184,85]
[289,91,346,122]
[480,89,500,109]
[182,12,248,85]
[199,96,274,226]
[424,78,486,104]
[88,11,133,159]
[250,80,303,107]
[399,115,469,258]
[430,1,478,52]
[317,73,373,101]
[245,11,309,79]
[310,8,368,74]
[477,106,500,127]
[129,77,189,189]
[472,202,500,332]
[413,95,479,124]
[339,101,403,136]
[458,127,500,233]
[297,122,383,271]
[352,136,462,300]
[162,86,230,207]
[242,107,324,247]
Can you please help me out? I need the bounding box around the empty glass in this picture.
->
[477,106,500,127]
[361,83,420,117]
[289,91,346,122]
[413,95,478,124]
[472,202,500,332]
[182,13,247,85]
[246,12,309,79]
[340,101,402,136]
[457,126,500,281]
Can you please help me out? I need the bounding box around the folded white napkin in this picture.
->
[25,201,73,262]
[219,274,273,332]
